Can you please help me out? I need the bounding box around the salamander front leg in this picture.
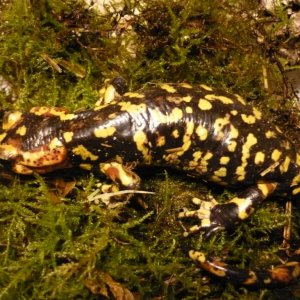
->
[88,162,141,205]
[179,182,277,237]
[96,76,128,106]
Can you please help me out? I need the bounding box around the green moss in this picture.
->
[0,0,299,299]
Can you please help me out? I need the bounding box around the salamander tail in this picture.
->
[189,250,300,287]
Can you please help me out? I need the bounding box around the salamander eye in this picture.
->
[110,76,128,95]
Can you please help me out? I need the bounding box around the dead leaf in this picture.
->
[84,271,135,300]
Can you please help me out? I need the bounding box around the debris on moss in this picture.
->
[0,0,300,299]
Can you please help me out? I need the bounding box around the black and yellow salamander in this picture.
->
[0,78,300,287]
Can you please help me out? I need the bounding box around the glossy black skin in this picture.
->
[2,86,299,193]
[1,84,298,195]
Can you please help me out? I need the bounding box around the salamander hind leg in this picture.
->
[87,162,142,205]
[179,182,290,286]
[88,162,154,206]
[179,182,277,237]
[100,162,141,190]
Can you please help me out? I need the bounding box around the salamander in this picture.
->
[0,78,300,287]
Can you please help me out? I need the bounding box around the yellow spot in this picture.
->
[166,96,184,104]
[213,114,231,140]
[189,250,206,263]
[193,151,202,162]
[211,175,222,182]
[271,149,282,162]
[173,122,195,157]
[172,129,179,138]
[185,106,193,113]
[63,131,74,143]
[30,107,76,121]
[203,151,213,161]
[205,94,233,104]
[293,187,300,195]
[59,113,76,121]
[107,113,117,119]
[252,107,262,119]
[291,174,300,187]
[196,125,208,141]
[220,156,230,165]
[230,197,254,219]
[79,163,92,171]
[280,156,291,173]
[214,167,227,177]
[230,110,238,116]
[297,153,300,166]
[72,145,98,161]
[182,95,192,102]
[156,135,166,147]
[16,125,27,136]
[198,99,212,110]
[49,137,63,150]
[160,84,176,93]
[133,131,151,163]
[234,94,247,105]
[30,107,48,115]
[229,124,239,139]
[119,102,147,114]
[227,141,237,152]
[123,92,145,98]
[168,95,193,104]
[170,107,183,121]
[257,182,277,198]
[214,115,230,130]
[3,111,22,130]
[199,84,213,91]
[197,151,213,173]
[254,151,265,165]
[236,133,257,180]
[265,131,276,139]
[187,152,202,168]
[179,122,194,154]
[94,126,116,138]
[149,107,183,125]
[180,83,193,88]
[241,114,256,124]
[0,132,6,142]
[236,165,246,180]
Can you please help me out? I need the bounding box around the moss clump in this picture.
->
[0,0,299,299]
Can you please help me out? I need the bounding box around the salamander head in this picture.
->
[0,110,24,160]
